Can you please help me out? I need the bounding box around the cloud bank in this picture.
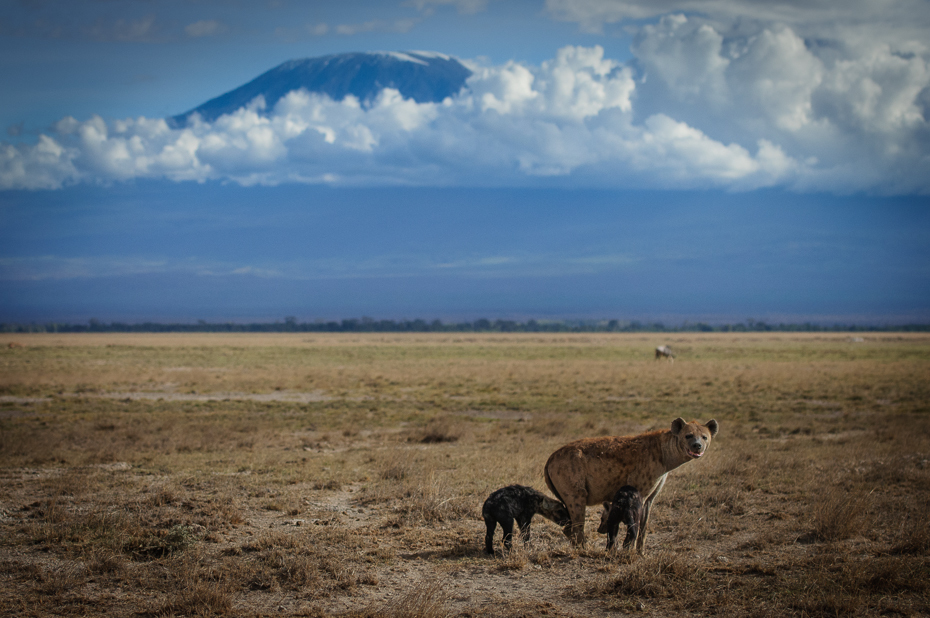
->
[3,9,929,193]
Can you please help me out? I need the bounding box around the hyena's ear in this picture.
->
[671,417,686,434]
[705,419,719,437]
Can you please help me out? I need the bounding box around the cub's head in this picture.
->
[671,417,719,460]
[539,499,572,528]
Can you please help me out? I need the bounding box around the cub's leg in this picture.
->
[623,516,640,549]
[500,518,516,551]
[517,514,532,545]
[483,515,497,554]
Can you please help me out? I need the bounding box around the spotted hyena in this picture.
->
[482,484,571,554]
[597,485,643,551]
[544,417,718,552]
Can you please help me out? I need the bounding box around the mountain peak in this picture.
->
[171,51,471,127]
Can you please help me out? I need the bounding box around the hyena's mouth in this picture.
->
[688,449,704,458]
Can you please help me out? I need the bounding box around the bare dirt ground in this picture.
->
[1,332,929,617]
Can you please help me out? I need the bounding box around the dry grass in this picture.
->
[345,579,451,618]
[1,332,929,617]
[808,485,872,542]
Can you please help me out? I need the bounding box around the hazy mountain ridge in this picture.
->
[170,51,472,126]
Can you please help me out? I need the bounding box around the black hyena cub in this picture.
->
[482,484,571,554]
[597,485,644,551]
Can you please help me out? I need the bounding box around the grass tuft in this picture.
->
[809,485,871,542]
[889,507,930,555]
[349,580,450,618]
[410,416,463,444]
[398,471,471,524]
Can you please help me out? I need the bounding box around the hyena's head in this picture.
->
[538,497,572,527]
[671,418,719,460]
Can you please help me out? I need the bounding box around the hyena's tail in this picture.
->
[544,455,565,506]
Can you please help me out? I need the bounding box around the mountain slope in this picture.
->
[171,51,471,126]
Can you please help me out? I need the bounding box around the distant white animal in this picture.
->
[655,345,674,361]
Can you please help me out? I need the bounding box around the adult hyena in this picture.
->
[544,417,718,552]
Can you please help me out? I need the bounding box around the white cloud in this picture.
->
[817,44,930,135]
[633,14,730,102]
[2,8,929,195]
[404,0,492,15]
[305,23,329,36]
[0,249,643,283]
[469,62,539,114]
[539,46,635,117]
[727,26,823,131]
[184,20,228,38]
[0,135,80,190]
[84,14,160,43]
[334,19,418,35]
[641,114,759,180]
[544,0,930,42]
[0,256,169,281]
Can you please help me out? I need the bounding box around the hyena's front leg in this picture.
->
[636,475,667,555]
[636,499,652,555]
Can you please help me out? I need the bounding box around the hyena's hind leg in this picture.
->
[516,514,532,545]
[483,515,497,554]
[546,467,588,546]
[499,518,517,551]
[564,499,588,546]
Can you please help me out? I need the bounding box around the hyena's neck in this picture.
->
[659,431,690,471]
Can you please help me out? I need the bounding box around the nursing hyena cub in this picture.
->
[598,485,643,551]
[482,485,571,554]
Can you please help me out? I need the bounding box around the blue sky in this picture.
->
[1,0,929,324]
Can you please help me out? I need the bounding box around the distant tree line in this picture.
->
[2,316,928,334]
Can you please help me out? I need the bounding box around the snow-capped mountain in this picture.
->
[171,51,471,126]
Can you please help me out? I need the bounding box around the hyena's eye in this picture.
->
[685,434,693,439]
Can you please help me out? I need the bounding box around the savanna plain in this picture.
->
[1,332,928,617]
